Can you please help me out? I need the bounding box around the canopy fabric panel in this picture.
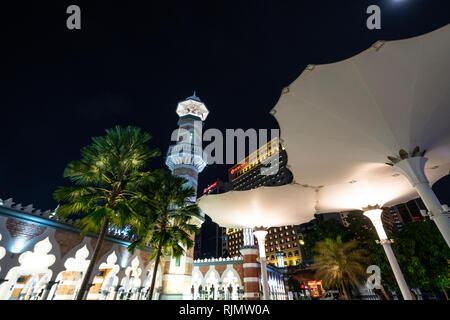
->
[272,24,450,187]
[197,184,317,228]
[198,25,450,228]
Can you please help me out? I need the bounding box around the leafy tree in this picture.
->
[129,170,202,300]
[53,126,159,300]
[313,236,369,300]
[303,219,347,254]
[392,219,450,298]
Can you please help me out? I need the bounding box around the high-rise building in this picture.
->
[225,228,244,257]
[226,137,298,265]
[265,226,301,267]
[194,179,231,259]
[229,137,292,190]
[382,198,426,234]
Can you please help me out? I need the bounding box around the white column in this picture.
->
[276,251,285,268]
[393,157,450,247]
[243,228,255,247]
[253,228,270,300]
[363,208,413,300]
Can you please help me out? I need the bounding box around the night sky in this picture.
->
[1,0,450,211]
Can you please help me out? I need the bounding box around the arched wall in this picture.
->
[0,214,152,300]
[192,263,245,300]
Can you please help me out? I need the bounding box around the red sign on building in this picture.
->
[203,179,219,194]
[230,161,247,175]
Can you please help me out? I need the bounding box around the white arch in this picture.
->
[119,256,142,300]
[142,261,162,300]
[191,268,203,300]
[52,245,90,300]
[220,266,242,300]
[203,267,220,300]
[0,237,55,300]
[86,251,120,300]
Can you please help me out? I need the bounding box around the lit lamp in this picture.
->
[253,226,270,300]
[363,205,413,300]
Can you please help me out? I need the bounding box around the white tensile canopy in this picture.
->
[197,24,450,229]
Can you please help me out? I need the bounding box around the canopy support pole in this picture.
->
[364,207,412,300]
[253,227,270,300]
[392,157,450,247]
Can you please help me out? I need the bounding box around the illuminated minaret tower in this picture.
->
[160,92,208,300]
[165,91,208,201]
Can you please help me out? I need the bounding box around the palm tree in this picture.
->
[129,170,202,300]
[313,236,368,300]
[53,126,159,300]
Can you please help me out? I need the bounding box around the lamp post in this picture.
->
[363,205,412,300]
[253,227,270,300]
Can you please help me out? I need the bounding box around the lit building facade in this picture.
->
[382,198,426,234]
[191,256,288,300]
[225,138,299,267]
[0,198,161,300]
[0,197,289,300]
[265,226,301,267]
[228,137,292,190]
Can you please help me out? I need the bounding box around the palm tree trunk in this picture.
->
[379,283,391,300]
[341,283,351,300]
[148,235,164,300]
[76,218,110,300]
[442,288,449,300]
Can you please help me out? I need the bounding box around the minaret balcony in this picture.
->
[165,143,207,172]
